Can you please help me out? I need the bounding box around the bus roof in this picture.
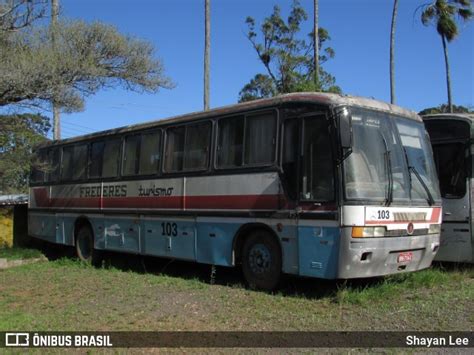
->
[422,113,474,123]
[423,113,474,140]
[39,92,421,148]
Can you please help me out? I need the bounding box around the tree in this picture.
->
[239,0,340,102]
[0,113,50,194]
[204,0,210,110]
[0,0,48,33]
[420,0,473,113]
[390,0,399,104]
[0,1,173,112]
[418,103,473,115]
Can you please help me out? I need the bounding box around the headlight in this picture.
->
[352,226,386,238]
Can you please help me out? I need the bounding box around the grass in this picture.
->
[0,247,44,260]
[334,268,452,305]
[0,248,473,332]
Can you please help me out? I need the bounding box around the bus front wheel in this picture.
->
[75,225,96,263]
[242,230,282,291]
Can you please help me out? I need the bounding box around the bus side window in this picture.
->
[164,126,185,172]
[73,144,88,180]
[217,116,244,168]
[282,119,298,200]
[102,139,121,178]
[184,122,211,170]
[31,149,48,183]
[61,146,74,181]
[123,135,140,176]
[244,112,276,165]
[139,131,161,175]
[47,148,60,183]
[89,141,105,178]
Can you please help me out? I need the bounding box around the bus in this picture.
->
[29,93,442,290]
[423,114,474,263]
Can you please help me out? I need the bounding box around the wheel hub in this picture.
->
[249,243,271,274]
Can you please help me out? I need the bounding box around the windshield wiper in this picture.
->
[401,146,413,199]
[379,132,393,206]
[401,145,435,206]
[409,166,435,206]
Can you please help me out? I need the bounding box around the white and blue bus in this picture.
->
[423,114,474,263]
[29,93,442,290]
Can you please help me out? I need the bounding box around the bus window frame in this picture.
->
[30,147,48,184]
[94,137,123,181]
[60,143,90,183]
[46,146,61,183]
[137,128,163,177]
[280,116,302,202]
[432,140,469,199]
[99,134,124,182]
[162,119,213,174]
[299,112,337,204]
[121,133,142,177]
[214,108,279,171]
[88,140,105,180]
[424,117,472,200]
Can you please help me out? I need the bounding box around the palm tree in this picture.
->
[313,0,319,87]
[390,0,399,104]
[51,0,60,139]
[204,0,210,110]
[421,0,473,113]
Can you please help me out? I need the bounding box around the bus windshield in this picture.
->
[344,107,440,205]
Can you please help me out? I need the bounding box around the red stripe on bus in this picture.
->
[430,207,441,223]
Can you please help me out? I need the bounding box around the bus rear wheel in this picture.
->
[76,225,96,263]
[242,230,282,291]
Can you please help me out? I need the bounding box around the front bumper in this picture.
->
[336,229,440,279]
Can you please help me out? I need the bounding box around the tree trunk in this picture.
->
[204,0,210,110]
[441,34,453,113]
[51,0,60,139]
[53,105,60,140]
[390,0,398,105]
[313,0,319,87]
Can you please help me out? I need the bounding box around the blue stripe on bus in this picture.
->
[29,212,341,277]
[298,226,340,279]
[196,222,239,266]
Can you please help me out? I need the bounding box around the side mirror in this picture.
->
[338,106,352,149]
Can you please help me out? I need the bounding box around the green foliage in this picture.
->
[0,113,50,193]
[0,1,173,111]
[335,269,451,305]
[420,1,473,112]
[239,0,341,102]
[0,246,44,259]
[421,0,473,42]
[418,103,473,115]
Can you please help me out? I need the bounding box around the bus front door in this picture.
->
[434,142,473,262]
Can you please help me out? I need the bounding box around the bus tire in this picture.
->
[242,230,282,291]
[75,224,96,264]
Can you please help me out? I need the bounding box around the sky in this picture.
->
[29,0,474,139]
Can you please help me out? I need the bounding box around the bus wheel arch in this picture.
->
[233,223,283,291]
[74,217,96,263]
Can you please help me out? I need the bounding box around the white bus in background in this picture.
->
[29,93,442,290]
[423,114,474,263]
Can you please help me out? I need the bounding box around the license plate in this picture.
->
[397,252,413,263]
